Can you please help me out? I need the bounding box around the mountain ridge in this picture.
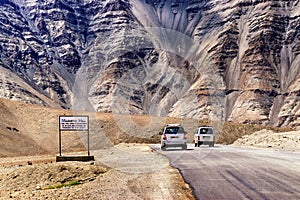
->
[0,0,300,128]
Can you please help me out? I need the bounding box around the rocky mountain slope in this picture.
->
[0,0,300,128]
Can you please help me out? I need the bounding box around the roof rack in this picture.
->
[166,124,181,127]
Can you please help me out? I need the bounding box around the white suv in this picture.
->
[160,124,187,150]
[194,126,215,147]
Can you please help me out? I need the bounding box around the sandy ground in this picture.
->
[0,98,196,199]
[1,98,298,199]
[0,144,194,200]
[232,129,300,151]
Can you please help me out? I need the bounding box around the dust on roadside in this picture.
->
[0,144,194,200]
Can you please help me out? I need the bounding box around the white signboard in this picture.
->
[59,116,89,131]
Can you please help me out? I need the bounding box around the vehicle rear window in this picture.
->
[165,127,184,134]
[199,128,213,134]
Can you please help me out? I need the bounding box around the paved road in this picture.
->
[151,144,300,200]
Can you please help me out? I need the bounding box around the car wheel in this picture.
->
[194,143,197,147]
[197,142,200,147]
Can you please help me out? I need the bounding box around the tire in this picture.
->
[194,143,197,147]
[161,144,166,150]
[197,141,200,147]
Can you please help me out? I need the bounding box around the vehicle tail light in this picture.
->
[163,134,167,140]
[184,132,187,139]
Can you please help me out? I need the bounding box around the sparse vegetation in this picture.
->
[0,145,194,199]
[44,180,80,190]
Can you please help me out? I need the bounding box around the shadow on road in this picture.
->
[162,148,194,151]
[195,145,221,149]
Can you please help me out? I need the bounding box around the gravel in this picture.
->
[232,129,300,151]
[0,144,194,200]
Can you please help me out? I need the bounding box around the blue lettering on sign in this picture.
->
[61,119,78,123]
[60,116,88,131]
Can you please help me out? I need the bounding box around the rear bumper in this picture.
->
[194,135,215,144]
[161,140,187,147]
[198,141,214,145]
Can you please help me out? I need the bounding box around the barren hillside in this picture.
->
[0,0,300,127]
[0,97,180,157]
[0,97,294,159]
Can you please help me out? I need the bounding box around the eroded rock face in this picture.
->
[0,0,300,128]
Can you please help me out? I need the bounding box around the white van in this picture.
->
[160,124,187,150]
[194,126,215,147]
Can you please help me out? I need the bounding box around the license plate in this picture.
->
[171,136,179,138]
[203,136,210,141]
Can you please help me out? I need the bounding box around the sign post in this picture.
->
[57,115,94,162]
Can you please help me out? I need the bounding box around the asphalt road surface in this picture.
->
[151,144,300,200]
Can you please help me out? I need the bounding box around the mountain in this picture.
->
[0,0,300,128]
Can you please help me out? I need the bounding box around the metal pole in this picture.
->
[59,129,62,156]
[88,130,90,156]
[87,115,90,156]
[58,117,62,156]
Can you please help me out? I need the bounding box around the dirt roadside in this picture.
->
[0,98,196,199]
[232,129,300,152]
[2,98,298,199]
[0,144,194,200]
